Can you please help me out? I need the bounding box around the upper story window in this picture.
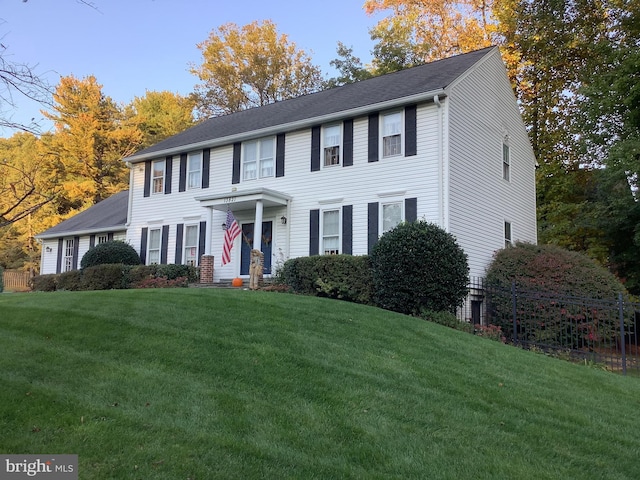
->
[243,137,275,181]
[148,228,161,264]
[184,224,199,266]
[503,142,510,181]
[504,221,512,248]
[188,152,202,189]
[382,111,403,158]
[322,209,340,255]
[323,124,341,167]
[381,201,404,234]
[152,160,165,194]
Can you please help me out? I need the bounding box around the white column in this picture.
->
[253,200,263,251]
[205,207,213,255]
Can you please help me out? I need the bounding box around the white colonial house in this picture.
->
[37,46,537,283]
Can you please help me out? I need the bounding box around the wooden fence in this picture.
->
[2,270,32,291]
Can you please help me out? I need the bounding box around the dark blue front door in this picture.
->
[240,221,272,275]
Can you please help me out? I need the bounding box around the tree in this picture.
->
[125,90,196,149]
[324,42,373,89]
[41,75,142,208]
[190,20,324,118]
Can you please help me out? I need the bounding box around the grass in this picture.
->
[1,288,640,479]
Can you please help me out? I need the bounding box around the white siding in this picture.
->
[446,48,537,278]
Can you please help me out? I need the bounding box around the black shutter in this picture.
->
[202,149,210,188]
[309,209,320,255]
[140,227,148,265]
[198,221,207,265]
[143,160,151,197]
[276,133,285,177]
[160,225,169,264]
[56,238,64,274]
[164,156,172,194]
[342,205,353,255]
[405,104,417,157]
[72,236,80,270]
[368,202,379,254]
[89,235,95,248]
[405,197,417,222]
[311,126,321,172]
[175,223,184,264]
[179,153,187,192]
[368,113,379,163]
[343,119,353,167]
[232,143,241,184]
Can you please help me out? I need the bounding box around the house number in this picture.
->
[223,197,236,204]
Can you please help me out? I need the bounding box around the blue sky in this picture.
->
[0,0,383,137]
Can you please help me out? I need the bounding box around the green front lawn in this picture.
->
[1,288,639,479]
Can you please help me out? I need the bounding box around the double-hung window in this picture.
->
[188,152,202,189]
[148,228,161,264]
[381,201,404,234]
[504,221,512,248]
[63,238,74,272]
[323,124,341,167]
[503,142,510,181]
[382,112,403,158]
[97,234,108,244]
[152,160,165,194]
[184,224,199,266]
[243,137,274,180]
[322,209,340,255]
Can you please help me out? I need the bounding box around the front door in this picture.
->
[240,221,272,275]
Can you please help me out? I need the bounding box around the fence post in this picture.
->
[619,293,627,376]
[512,280,518,344]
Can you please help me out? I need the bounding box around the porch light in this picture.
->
[280,215,287,225]
[221,223,227,230]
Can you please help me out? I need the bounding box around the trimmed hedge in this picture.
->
[279,255,373,304]
[82,264,130,290]
[81,241,141,268]
[370,221,469,315]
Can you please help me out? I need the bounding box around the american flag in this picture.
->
[221,209,241,266]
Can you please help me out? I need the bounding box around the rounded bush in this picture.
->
[370,221,469,315]
[81,240,141,269]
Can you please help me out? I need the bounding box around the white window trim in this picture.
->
[502,141,511,182]
[242,137,276,181]
[379,198,405,235]
[380,110,404,159]
[63,238,74,272]
[320,207,341,255]
[152,159,165,194]
[188,151,202,190]
[504,221,512,248]
[321,123,342,168]
[183,224,199,266]
[148,227,162,265]
[97,234,108,244]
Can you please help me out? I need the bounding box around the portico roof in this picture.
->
[195,187,291,212]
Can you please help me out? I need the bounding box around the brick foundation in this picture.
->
[200,255,214,284]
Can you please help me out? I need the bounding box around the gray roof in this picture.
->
[36,190,128,239]
[126,47,495,162]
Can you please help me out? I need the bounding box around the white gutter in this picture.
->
[124,89,447,164]
[35,226,127,240]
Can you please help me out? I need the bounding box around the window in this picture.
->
[184,224,199,266]
[504,221,512,248]
[382,201,403,234]
[152,160,165,194]
[323,124,341,167]
[243,137,274,180]
[322,209,340,255]
[148,228,161,264]
[188,152,202,189]
[97,234,108,244]
[63,238,74,272]
[503,142,510,181]
[382,112,403,157]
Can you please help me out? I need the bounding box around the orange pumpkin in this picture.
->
[231,277,243,287]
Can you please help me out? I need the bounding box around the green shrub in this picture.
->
[57,270,83,291]
[420,309,474,333]
[370,221,469,315]
[80,241,141,269]
[155,264,198,282]
[31,274,58,292]
[280,255,373,304]
[485,242,628,349]
[132,276,189,289]
[81,264,130,291]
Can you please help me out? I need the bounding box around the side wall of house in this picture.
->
[447,48,538,279]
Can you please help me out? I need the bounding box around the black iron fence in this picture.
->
[457,277,640,375]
